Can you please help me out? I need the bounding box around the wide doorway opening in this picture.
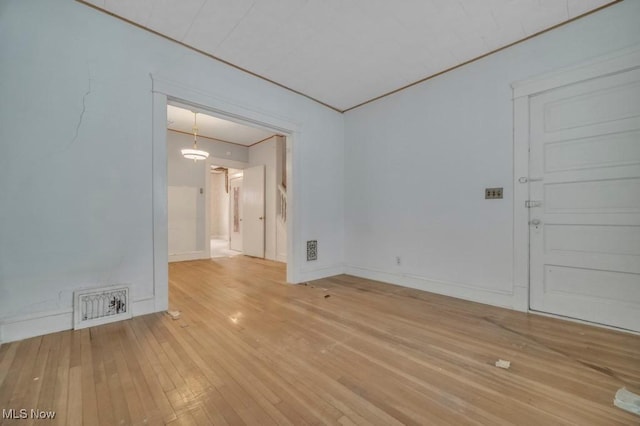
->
[166,101,290,266]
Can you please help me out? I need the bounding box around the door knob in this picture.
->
[259,216,264,220]
[529,219,541,226]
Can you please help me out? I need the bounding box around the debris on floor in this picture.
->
[495,359,511,369]
[614,387,640,416]
[324,294,331,298]
[166,310,181,320]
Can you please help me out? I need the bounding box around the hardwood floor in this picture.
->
[1,256,639,425]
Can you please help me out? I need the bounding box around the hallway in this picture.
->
[210,238,241,259]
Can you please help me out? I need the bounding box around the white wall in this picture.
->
[344,1,640,310]
[167,130,242,257]
[167,132,206,258]
[0,0,344,342]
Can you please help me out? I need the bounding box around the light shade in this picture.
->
[181,148,209,160]
[182,111,209,161]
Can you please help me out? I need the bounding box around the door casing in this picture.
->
[229,176,243,252]
[151,75,301,315]
[512,46,640,329]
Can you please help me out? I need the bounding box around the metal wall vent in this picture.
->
[73,285,132,329]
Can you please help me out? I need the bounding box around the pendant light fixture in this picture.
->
[181,112,209,161]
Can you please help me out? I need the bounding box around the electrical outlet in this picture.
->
[395,256,401,266]
[306,240,317,261]
[485,187,503,199]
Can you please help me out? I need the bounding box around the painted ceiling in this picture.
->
[81,0,616,111]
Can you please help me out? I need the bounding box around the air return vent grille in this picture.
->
[73,286,132,329]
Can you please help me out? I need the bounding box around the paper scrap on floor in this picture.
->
[614,387,640,416]
[495,359,511,369]
[167,310,181,320]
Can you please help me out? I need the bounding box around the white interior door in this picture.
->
[243,165,265,258]
[529,67,640,331]
[229,177,243,252]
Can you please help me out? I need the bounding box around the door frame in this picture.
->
[228,175,244,253]
[206,156,249,256]
[150,75,301,312]
[511,46,640,316]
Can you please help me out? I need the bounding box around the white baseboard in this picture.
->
[512,286,528,312]
[0,308,73,344]
[0,298,161,344]
[210,235,229,240]
[344,264,526,311]
[132,297,157,316]
[169,251,209,262]
[530,310,640,335]
[295,264,345,284]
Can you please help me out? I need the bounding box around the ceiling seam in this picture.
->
[214,0,257,51]
[181,0,208,42]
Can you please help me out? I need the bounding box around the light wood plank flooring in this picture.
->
[1,256,639,425]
